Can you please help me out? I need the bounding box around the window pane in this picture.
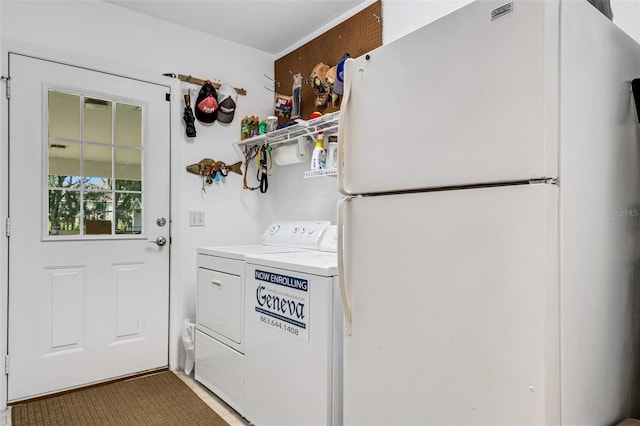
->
[84,97,113,144]
[49,140,81,188]
[84,192,113,235]
[48,189,81,236]
[48,91,80,141]
[49,175,81,189]
[84,144,112,189]
[115,148,141,191]
[116,193,142,234]
[116,179,141,192]
[116,103,142,148]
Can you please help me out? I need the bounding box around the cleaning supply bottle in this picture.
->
[311,131,327,170]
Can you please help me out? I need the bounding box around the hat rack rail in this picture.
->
[232,111,340,159]
[163,73,247,96]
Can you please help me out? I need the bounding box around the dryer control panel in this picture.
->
[262,221,331,249]
[318,225,338,253]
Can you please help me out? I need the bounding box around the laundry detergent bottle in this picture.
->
[310,131,327,170]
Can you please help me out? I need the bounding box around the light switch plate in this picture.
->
[189,211,205,227]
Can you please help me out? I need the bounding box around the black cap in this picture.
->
[195,81,218,123]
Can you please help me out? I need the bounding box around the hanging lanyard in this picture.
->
[243,145,271,192]
[243,146,259,190]
[257,144,272,193]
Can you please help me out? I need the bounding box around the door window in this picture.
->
[47,90,143,237]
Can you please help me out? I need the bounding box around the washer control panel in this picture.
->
[262,221,331,249]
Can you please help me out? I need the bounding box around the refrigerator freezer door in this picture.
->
[340,184,559,425]
[340,0,559,195]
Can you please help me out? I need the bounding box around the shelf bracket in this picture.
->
[298,135,312,156]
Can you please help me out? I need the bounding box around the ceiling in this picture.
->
[103,0,372,55]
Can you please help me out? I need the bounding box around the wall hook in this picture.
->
[264,74,280,87]
[175,74,247,95]
[372,12,382,23]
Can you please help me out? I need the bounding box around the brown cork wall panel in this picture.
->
[274,0,382,121]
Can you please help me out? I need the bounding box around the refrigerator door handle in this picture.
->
[338,196,353,336]
[338,58,353,196]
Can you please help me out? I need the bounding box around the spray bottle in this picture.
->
[311,131,327,170]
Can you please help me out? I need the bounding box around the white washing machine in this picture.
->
[243,226,342,426]
[195,221,331,415]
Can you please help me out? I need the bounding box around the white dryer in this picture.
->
[195,221,330,415]
[243,226,342,426]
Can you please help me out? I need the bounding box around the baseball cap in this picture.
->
[195,81,218,123]
[334,53,351,95]
[216,83,238,124]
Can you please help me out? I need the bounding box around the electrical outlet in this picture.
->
[189,211,205,227]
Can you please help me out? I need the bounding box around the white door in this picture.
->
[7,54,170,401]
[339,183,559,425]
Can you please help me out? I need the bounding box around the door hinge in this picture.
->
[4,354,9,375]
[165,93,170,102]
[1,76,10,99]
[5,217,10,238]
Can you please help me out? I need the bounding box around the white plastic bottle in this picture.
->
[310,131,327,170]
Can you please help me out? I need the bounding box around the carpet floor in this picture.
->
[11,371,229,425]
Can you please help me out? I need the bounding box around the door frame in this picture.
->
[0,42,181,409]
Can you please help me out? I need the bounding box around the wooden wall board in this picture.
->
[273,0,382,121]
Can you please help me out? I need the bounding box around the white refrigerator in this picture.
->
[337,1,640,425]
